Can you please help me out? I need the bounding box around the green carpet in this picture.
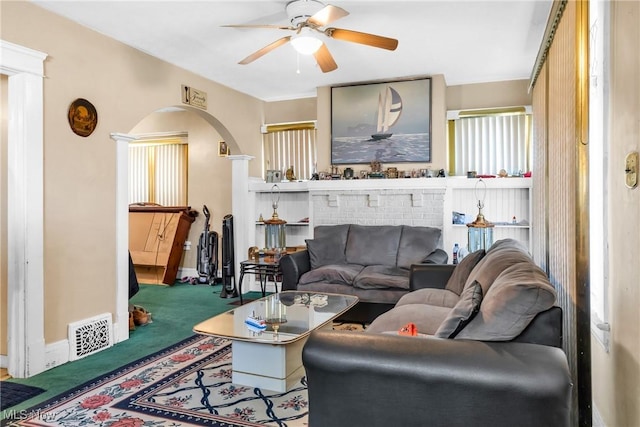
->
[0,283,264,416]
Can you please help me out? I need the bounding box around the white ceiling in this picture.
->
[30,0,553,102]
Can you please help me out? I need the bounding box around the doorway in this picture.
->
[1,40,47,378]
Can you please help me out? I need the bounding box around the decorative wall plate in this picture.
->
[68,98,98,137]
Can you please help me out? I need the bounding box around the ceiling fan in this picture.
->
[223,0,399,73]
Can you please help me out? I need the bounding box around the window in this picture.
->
[447,107,532,176]
[261,121,317,181]
[129,132,188,206]
[589,0,610,351]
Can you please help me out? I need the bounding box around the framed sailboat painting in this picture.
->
[331,77,431,164]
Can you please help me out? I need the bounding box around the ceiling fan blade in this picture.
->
[223,24,294,30]
[238,36,292,65]
[308,5,349,27]
[325,28,398,51]
[313,43,338,73]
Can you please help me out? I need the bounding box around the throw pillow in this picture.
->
[435,280,483,338]
[455,262,557,341]
[444,249,486,295]
[306,237,346,269]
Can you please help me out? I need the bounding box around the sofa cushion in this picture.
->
[455,262,557,341]
[396,226,442,269]
[486,237,530,255]
[463,239,532,296]
[444,249,486,295]
[345,225,402,267]
[299,264,363,286]
[366,303,452,335]
[314,224,351,242]
[435,280,483,338]
[306,224,351,268]
[353,265,410,290]
[395,288,460,308]
[307,238,343,269]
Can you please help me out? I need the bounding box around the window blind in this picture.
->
[261,121,317,181]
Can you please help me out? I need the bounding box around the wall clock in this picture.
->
[68,98,98,137]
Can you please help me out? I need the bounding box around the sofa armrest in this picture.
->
[279,250,311,291]
[409,264,456,290]
[303,331,572,427]
[422,248,449,264]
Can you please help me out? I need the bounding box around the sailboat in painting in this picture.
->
[371,86,403,140]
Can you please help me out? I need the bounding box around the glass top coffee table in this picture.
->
[194,291,358,392]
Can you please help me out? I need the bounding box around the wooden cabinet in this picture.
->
[129,206,196,285]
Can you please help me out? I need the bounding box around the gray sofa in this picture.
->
[302,238,572,427]
[280,224,447,304]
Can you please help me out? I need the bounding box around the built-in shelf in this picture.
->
[246,176,533,258]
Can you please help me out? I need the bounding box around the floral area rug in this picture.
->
[2,335,308,427]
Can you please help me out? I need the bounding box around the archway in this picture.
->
[111,105,244,344]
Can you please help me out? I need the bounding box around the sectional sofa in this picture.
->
[301,238,572,427]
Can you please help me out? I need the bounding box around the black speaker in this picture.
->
[220,214,238,298]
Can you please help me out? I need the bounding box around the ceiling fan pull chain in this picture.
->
[296,52,301,74]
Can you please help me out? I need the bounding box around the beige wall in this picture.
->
[591,1,640,426]
[1,75,7,355]
[446,79,532,110]
[1,1,264,343]
[264,97,317,124]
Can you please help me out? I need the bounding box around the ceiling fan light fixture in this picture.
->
[291,33,323,55]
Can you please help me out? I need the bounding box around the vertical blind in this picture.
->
[128,137,188,206]
[530,1,588,424]
[261,121,317,181]
[452,113,531,176]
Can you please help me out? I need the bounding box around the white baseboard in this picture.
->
[43,320,125,373]
[44,339,69,370]
[3,323,120,376]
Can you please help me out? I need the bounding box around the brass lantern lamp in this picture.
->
[466,179,494,252]
[264,184,287,254]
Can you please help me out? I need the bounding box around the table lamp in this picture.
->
[467,179,494,252]
[264,184,287,254]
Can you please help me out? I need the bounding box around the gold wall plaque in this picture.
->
[181,85,207,110]
[68,98,98,137]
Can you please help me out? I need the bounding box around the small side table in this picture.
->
[238,258,281,305]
